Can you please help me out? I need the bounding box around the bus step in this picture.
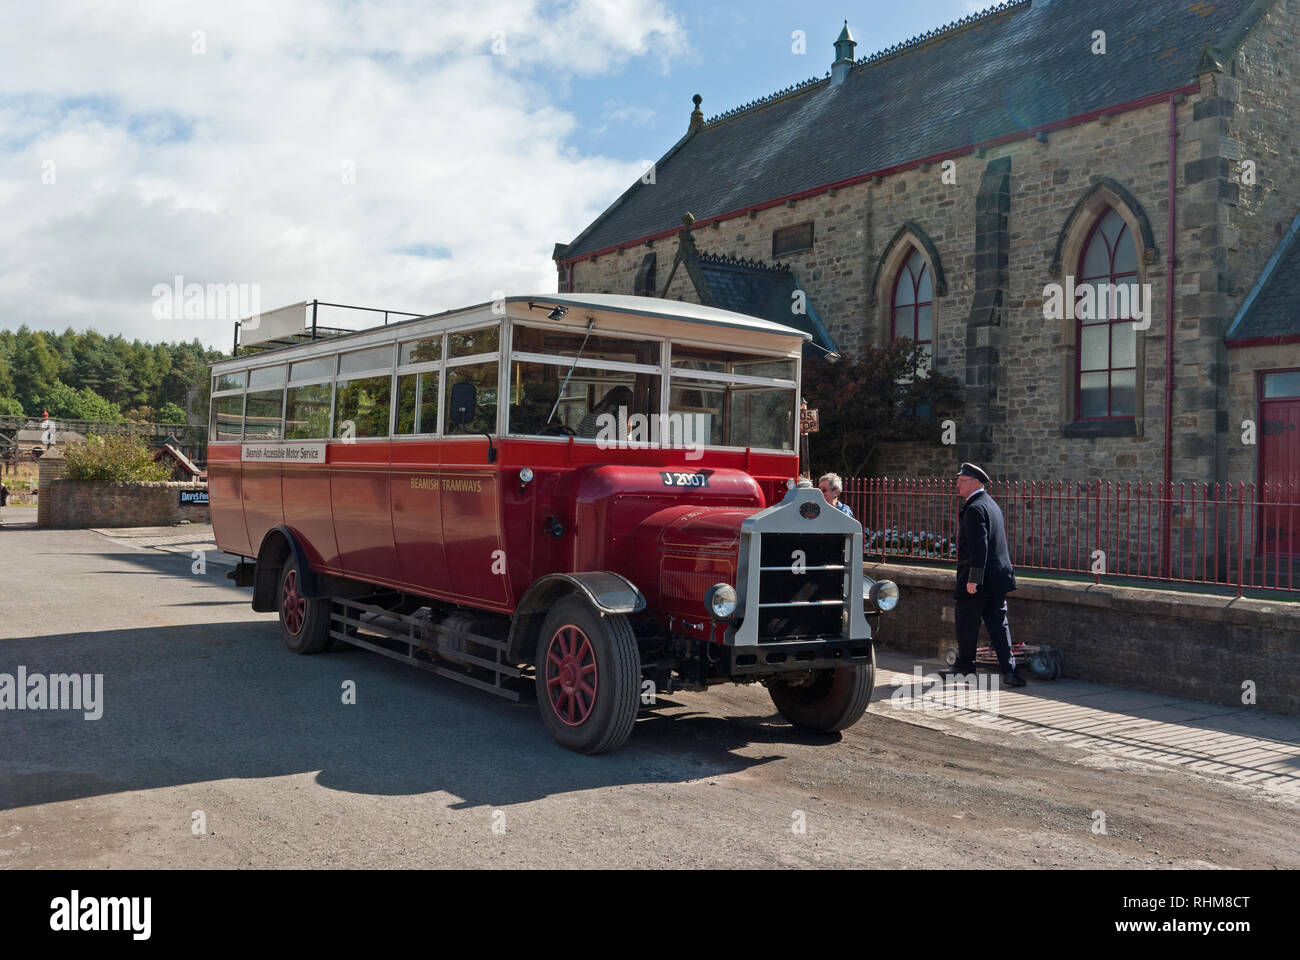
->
[329,597,522,702]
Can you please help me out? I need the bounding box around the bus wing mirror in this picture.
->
[448,381,477,428]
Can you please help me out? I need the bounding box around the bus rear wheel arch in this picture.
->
[534,596,640,755]
[277,556,332,655]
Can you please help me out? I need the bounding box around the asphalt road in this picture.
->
[2,524,1297,869]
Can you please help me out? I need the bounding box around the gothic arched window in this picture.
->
[891,247,933,371]
[1076,208,1138,420]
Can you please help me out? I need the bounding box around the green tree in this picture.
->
[804,340,964,478]
[36,380,124,422]
[3,327,222,423]
[11,327,61,410]
[0,355,15,401]
[0,397,23,416]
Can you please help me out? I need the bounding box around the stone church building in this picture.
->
[553,0,1300,502]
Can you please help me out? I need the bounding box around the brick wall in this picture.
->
[866,561,1300,715]
[40,480,210,529]
[35,456,66,527]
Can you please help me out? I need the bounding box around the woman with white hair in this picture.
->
[817,472,854,519]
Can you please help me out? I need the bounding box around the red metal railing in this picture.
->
[841,478,1300,596]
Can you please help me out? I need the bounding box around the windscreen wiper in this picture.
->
[545,318,595,426]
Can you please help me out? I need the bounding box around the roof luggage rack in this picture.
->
[232,299,424,357]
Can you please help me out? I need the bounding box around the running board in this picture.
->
[329,597,523,702]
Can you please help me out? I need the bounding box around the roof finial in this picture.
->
[832,22,856,85]
[688,93,704,134]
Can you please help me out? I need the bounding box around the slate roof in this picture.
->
[687,253,838,360]
[1225,205,1300,345]
[153,442,205,478]
[16,429,86,444]
[565,0,1271,260]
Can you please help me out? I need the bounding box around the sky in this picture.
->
[0,0,982,350]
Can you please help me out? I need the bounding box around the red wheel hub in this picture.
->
[281,567,306,636]
[544,625,597,726]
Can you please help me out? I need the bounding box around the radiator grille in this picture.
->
[755,533,849,642]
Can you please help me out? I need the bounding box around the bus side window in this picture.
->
[396,371,440,435]
[244,389,284,440]
[211,393,245,442]
[285,382,332,439]
[334,374,393,438]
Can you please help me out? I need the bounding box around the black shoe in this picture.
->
[939,664,977,682]
[1002,670,1027,688]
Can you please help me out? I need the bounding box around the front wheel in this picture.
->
[534,597,641,754]
[768,650,875,733]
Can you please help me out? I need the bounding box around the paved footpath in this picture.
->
[1,522,1296,868]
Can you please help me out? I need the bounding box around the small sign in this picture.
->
[800,501,821,519]
[180,490,210,506]
[800,406,819,435]
[242,443,327,463]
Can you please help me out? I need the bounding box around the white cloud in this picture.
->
[0,0,687,347]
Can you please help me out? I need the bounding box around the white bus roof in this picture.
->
[212,293,808,370]
[509,294,812,340]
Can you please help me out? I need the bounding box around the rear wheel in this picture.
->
[769,649,875,733]
[534,597,640,755]
[278,557,332,654]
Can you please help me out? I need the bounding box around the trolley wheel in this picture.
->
[769,647,875,734]
[534,597,641,755]
[1028,649,1056,680]
[277,557,332,655]
[943,646,958,666]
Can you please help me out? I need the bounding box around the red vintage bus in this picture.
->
[209,293,898,753]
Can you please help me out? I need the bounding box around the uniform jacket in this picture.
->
[955,488,1017,599]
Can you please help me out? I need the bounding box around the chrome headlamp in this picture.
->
[705,583,737,620]
[866,578,900,612]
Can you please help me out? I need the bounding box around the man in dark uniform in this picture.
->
[945,462,1026,687]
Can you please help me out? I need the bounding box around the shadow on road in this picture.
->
[1,548,834,811]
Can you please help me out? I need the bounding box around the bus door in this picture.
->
[440,442,511,610]
[330,440,399,582]
[390,439,448,596]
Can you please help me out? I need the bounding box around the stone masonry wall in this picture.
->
[569,99,1190,481]
[866,561,1300,715]
[1224,0,1300,484]
[565,2,1300,486]
[40,480,210,529]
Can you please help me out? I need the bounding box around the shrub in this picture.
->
[156,402,186,424]
[64,433,172,483]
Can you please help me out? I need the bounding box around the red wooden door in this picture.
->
[1259,396,1300,559]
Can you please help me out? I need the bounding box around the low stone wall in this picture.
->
[39,480,210,529]
[865,562,1300,715]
